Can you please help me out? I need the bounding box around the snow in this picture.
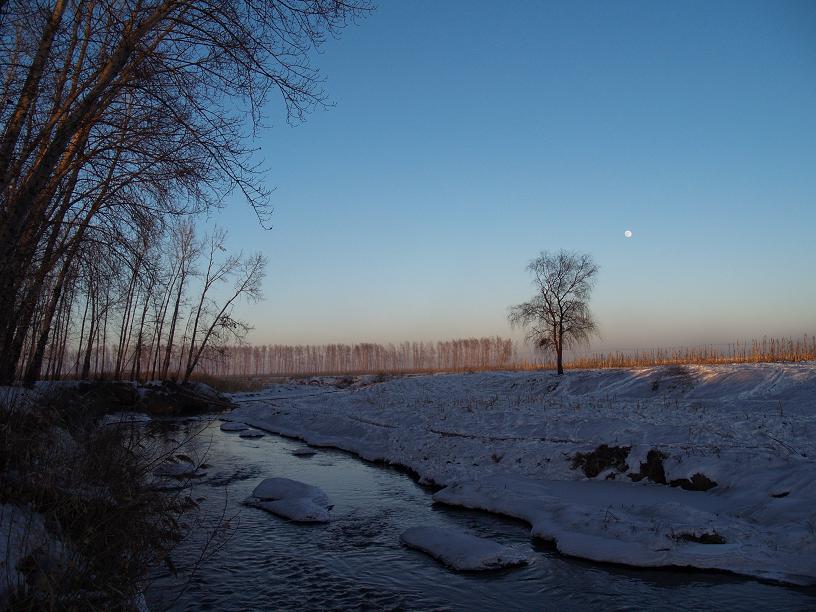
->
[238,429,264,438]
[0,385,45,414]
[0,505,49,602]
[433,476,815,585]
[400,526,529,571]
[99,411,151,426]
[251,498,330,523]
[226,363,816,585]
[153,457,206,478]
[291,448,316,457]
[247,477,332,523]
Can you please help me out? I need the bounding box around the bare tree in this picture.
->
[508,250,599,375]
[161,221,199,380]
[0,0,371,383]
[181,251,266,382]
[182,228,237,376]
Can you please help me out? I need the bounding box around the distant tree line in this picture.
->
[40,336,517,379]
[198,337,518,376]
[26,334,816,380]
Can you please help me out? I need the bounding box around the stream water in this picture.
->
[144,418,816,611]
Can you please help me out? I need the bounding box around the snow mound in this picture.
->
[248,478,332,523]
[220,421,249,432]
[252,498,330,523]
[238,429,264,438]
[153,457,206,478]
[434,475,816,585]
[401,526,529,571]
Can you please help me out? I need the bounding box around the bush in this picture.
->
[0,388,197,610]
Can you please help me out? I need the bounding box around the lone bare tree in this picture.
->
[508,250,599,375]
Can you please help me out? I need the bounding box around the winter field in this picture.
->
[224,362,816,586]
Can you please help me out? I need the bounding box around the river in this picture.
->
[144,418,815,611]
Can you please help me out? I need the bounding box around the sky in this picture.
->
[209,0,816,351]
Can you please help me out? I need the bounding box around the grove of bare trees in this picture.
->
[0,0,370,384]
[197,337,518,376]
[15,221,266,383]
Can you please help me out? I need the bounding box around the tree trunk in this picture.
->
[23,245,81,384]
[81,291,97,379]
[131,294,151,381]
[161,275,184,380]
[74,293,90,375]
[556,322,564,375]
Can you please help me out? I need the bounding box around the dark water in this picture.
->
[145,419,816,611]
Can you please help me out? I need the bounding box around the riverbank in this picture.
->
[224,362,816,586]
[0,381,225,609]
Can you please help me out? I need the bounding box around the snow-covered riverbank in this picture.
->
[225,363,816,586]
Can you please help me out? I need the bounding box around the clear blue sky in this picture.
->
[211,0,816,351]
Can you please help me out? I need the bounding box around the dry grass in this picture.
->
[563,335,816,370]
[0,390,200,610]
[186,372,287,393]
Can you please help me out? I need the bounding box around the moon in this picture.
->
[624,230,633,238]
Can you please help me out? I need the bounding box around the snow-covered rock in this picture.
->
[238,429,264,438]
[247,477,332,523]
[400,526,529,571]
[251,478,330,506]
[220,421,249,432]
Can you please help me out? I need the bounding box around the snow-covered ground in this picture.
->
[225,363,816,585]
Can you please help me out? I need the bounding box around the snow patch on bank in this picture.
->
[433,475,815,585]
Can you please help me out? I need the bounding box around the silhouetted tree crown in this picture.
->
[508,250,599,375]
